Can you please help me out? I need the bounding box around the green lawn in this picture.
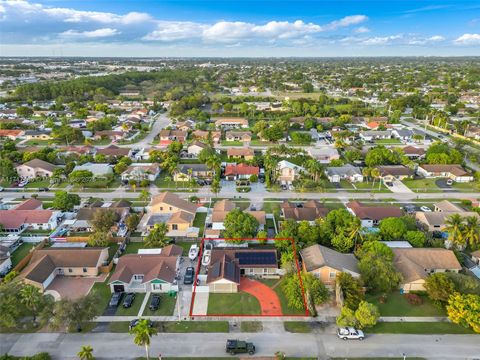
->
[259,278,306,316]
[352,181,389,192]
[108,322,130,332]
[240,321,263,332]
[175,241,198,256]
[193,212,207,236]
[142,293,177,316]
[10,243,35,268]
[90,281,112,316]
[25,179,50,188]
[375,139,402,144]
[366,292,445,317]
[452,181,480,192]
[369,322,475,334]
[220,140,244,146]
[207,292,261,315]
[284,321,312,333]
[402,178,441,192]
[262,201,280,214]
[123,241,146,255]
[115,293,146,316]
[156,321,229,333]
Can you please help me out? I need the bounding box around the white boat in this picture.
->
[188,244,199,260]
[202,249,211,266]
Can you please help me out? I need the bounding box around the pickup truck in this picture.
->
[226,339,255,355]
[337,327,365,340]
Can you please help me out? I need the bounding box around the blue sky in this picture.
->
[0,0,479,56]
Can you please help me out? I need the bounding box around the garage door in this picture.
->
[113,284,125,292]
[212,283,235,293]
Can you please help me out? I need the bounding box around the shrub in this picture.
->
[404,293,423,305]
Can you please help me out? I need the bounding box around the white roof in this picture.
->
[277,160,305,172]
[72,163,113,176]
[380,241,413,248]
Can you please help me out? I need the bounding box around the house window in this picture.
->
[172,224,178,230]
[160,207,163,211]
[83,268,87,273]
[329,271,336,279]
[153,283,162,291]
[249,268,254,274]
[169,207,173,211]
[134,275,144,281]
[68,268,73,273]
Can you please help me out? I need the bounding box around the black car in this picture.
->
[226,339,255,355]
[109,292,124,307]
[129,318,153,331]
[39,187,49,192]
[184,267,195,285]
[123,293,136,308]
[149,294,161,311]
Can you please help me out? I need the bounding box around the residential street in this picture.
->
[1,332,479,359]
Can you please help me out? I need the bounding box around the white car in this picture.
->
[188,244,199,261]
[420,206,432,212]
[337,327,365,341]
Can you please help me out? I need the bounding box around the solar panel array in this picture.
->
[235,251,276,265]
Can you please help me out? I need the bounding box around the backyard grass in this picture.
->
[123,241,146,255]
[207,292,261,315]
[142,293,177,316]
[259,278,307,316]
[115,293,146,316]
[175,241,198,256]
[366,292,445,317]
[10,243,35,268]
[156,321,229,333]
[369,322,475,334]
[240,321,263,332]
[284,321,312,333]
[193,212,207,237]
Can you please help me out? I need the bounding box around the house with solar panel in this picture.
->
[206,248,279,293]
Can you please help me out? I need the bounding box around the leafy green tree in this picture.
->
[354,301,380,329]
[87,231,111,247]
[130,318,158,360]
[405,230,427,247]
[425,273,456,304]
[19,285,48,324]
[50,292,99,331]
[77,345,95,360]
[0,158,17,181]
[359,252,402,293]
[355,240,393,261]
[463,216,480,249]
[52,191,80,211]
[379,217,407,241]
[447,293,480,333]
[125,213,140,232]
[337,272,364,310]
[90,209,117,233]
[0,280,23,328]
[144,223,169,248]
[69,170,93,185]
[282,273,328,313]
[223,209,259,240]
[16,106,34,117]
[302,82,314,93]
[336,306,357,327]
[445,214,465,248]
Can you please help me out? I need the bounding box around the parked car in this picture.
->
[184,267,195,285]
[109,292,124,307]
[38,187,49,192]
[0,187,4,192]
[122,293,136,308]
[149,294,161,311]
[420,206,432,212]
[446,179,454,186]
[225,339,255,355]
[129,319,153,330]
[337,327,365,341]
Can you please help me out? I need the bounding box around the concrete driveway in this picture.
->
[45,274,107,300]
[387,180,413,193]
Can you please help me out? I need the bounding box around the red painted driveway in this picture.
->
[239,277,282,316]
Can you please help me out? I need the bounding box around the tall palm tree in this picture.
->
[362,167,371,184]
[19,284,43,324]
[130,319,158,360]
[370,168,380,189]
[445,214,465,248]
[77,345,94,360]
[463,216,480,248]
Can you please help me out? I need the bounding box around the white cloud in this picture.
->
[454,33,480,45]
[354,26,370,34]
[428,35,445,42]
[61,28,120,38]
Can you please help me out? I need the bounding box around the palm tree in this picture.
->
[139,189,150,203]
[130,319,157,360]
[370,168,380,189]
[445,214,465,248]
[362,167,371,184]
[77,345,94,360]
[19,284,43,325]
[463,216,480,248]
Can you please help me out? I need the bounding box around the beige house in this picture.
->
[277,160,305,185]
[227,148,255,160]
[300,244,360,286]
[19,248,109,293]
[392,248,462,292]
[417,164,474,183]
[16,159,57,179]
[215,117,249,129]
[415,210,480,232]
[24,130,52,141]
[225,131,252,143]
[150,192,198,215]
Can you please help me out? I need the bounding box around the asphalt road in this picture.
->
[1,332,479,359]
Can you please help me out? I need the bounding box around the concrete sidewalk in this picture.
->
[379,316,450,322]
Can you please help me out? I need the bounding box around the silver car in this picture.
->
[337,327,365,340]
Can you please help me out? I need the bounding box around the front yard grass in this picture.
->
[90,281,112,316]
[240,321,263,332]
[24,179,50,188]
[207,292,261,315]
[156,321,229,333]
[402,178,441,192]
[10,243,35,268]
[259,278,306,316]
[284,321,312,333]
[142,293,177,316]
[366,292,445,317]
[115,293,146,316]
[369,322,475,334]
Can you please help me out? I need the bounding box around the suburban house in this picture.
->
[415,203,480,232]
[159,130,187,146]
[225,131,252,143]
[72,163,113,178]
[19,247,109,293]
[214,117,249,129]
[392,129,414,141]
[93,130,126,141]
[307,147,340,164]
[148,192,199,237]
[95,145,131,158]
[392,248,462,292]
[210,200,265,231]
[280,200,329,223]
[0,129,24,140]
[70,200,131,233]
[23,130,52,141]
[108,244,183,293]
[377,165,414,182]
[325,165,364,183]
[0,245,12,276]
[187,141,209,157]
[207,248,279,293]
[433,200,465,213]
[0,199,59,233]
[121,163,160,182]
[277,160,305,185]
[174,164,213,182]
[346,200,403,227]
[175,120,195,132]
[300,244,360,286]
[417,164,474,183]
[16,159,57,179]
[227,148,255,161]
[191,130,221,144]
[359,130,392,142]
[224,163,259,181]
[402,146,425,160]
